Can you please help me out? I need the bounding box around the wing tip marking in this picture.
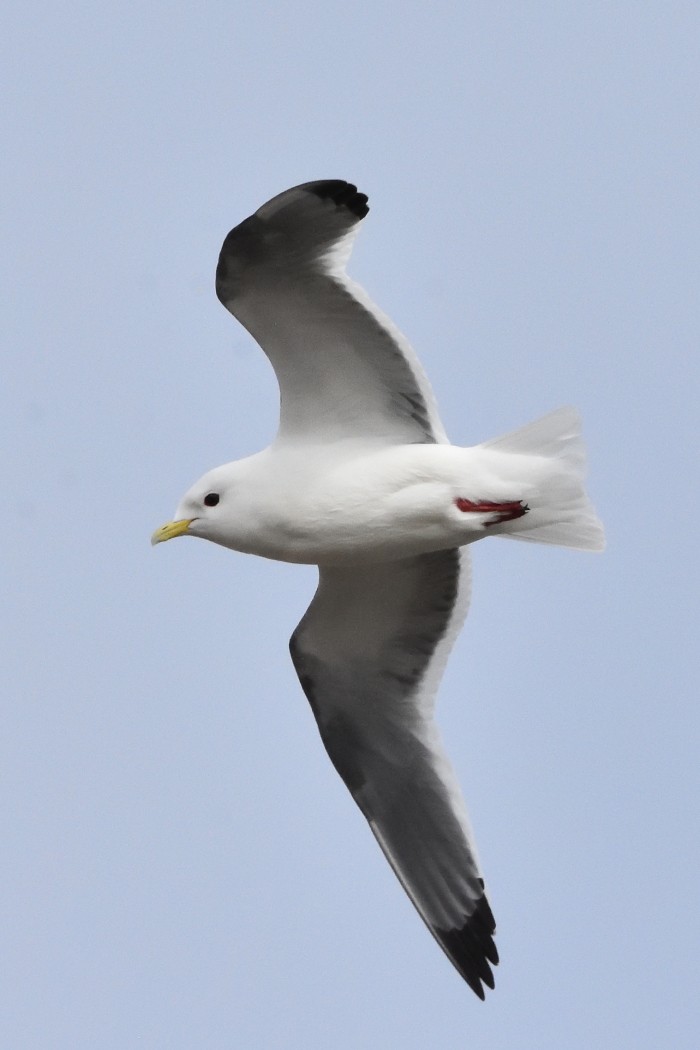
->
[435,893,498,999]
[304,179,370,220]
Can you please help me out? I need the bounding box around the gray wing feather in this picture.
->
[289,547,498,998]
[215,181,447,446]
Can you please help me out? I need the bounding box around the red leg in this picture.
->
[455,498,529,526]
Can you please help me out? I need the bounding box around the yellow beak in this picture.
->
[150,519,195,546]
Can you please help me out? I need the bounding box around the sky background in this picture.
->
[3,2,699,1047]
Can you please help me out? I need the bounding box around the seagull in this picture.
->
[152,180,604,998]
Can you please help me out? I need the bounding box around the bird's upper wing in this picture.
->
[216,180,447,446]
[289,547,498,998]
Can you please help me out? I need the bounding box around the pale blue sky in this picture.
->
[3,2,699,1047]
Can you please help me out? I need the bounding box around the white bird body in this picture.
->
[177,431,595,565]
[153,180,604,998]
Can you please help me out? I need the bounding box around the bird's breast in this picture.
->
[231,447,471,566]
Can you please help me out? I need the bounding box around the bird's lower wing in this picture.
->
[289,548,498,998]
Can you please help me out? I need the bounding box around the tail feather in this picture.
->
[480,407,605,552]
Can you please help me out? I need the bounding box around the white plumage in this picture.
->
[152,180,604,998]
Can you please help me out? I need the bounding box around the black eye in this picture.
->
[203,492,220,507]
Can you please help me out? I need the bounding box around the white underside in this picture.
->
[182,407,604,564]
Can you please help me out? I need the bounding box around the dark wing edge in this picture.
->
[372,820,498,1000]
[294,179,369,220]
[215,180,368,306]
[434,895,499,999]
[289,549,498,999]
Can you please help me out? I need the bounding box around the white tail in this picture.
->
[481,407,605,551]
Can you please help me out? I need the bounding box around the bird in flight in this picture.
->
[152,180,604,998]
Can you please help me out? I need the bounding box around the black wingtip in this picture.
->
[304,180,370,219]
[435,895,498,999]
